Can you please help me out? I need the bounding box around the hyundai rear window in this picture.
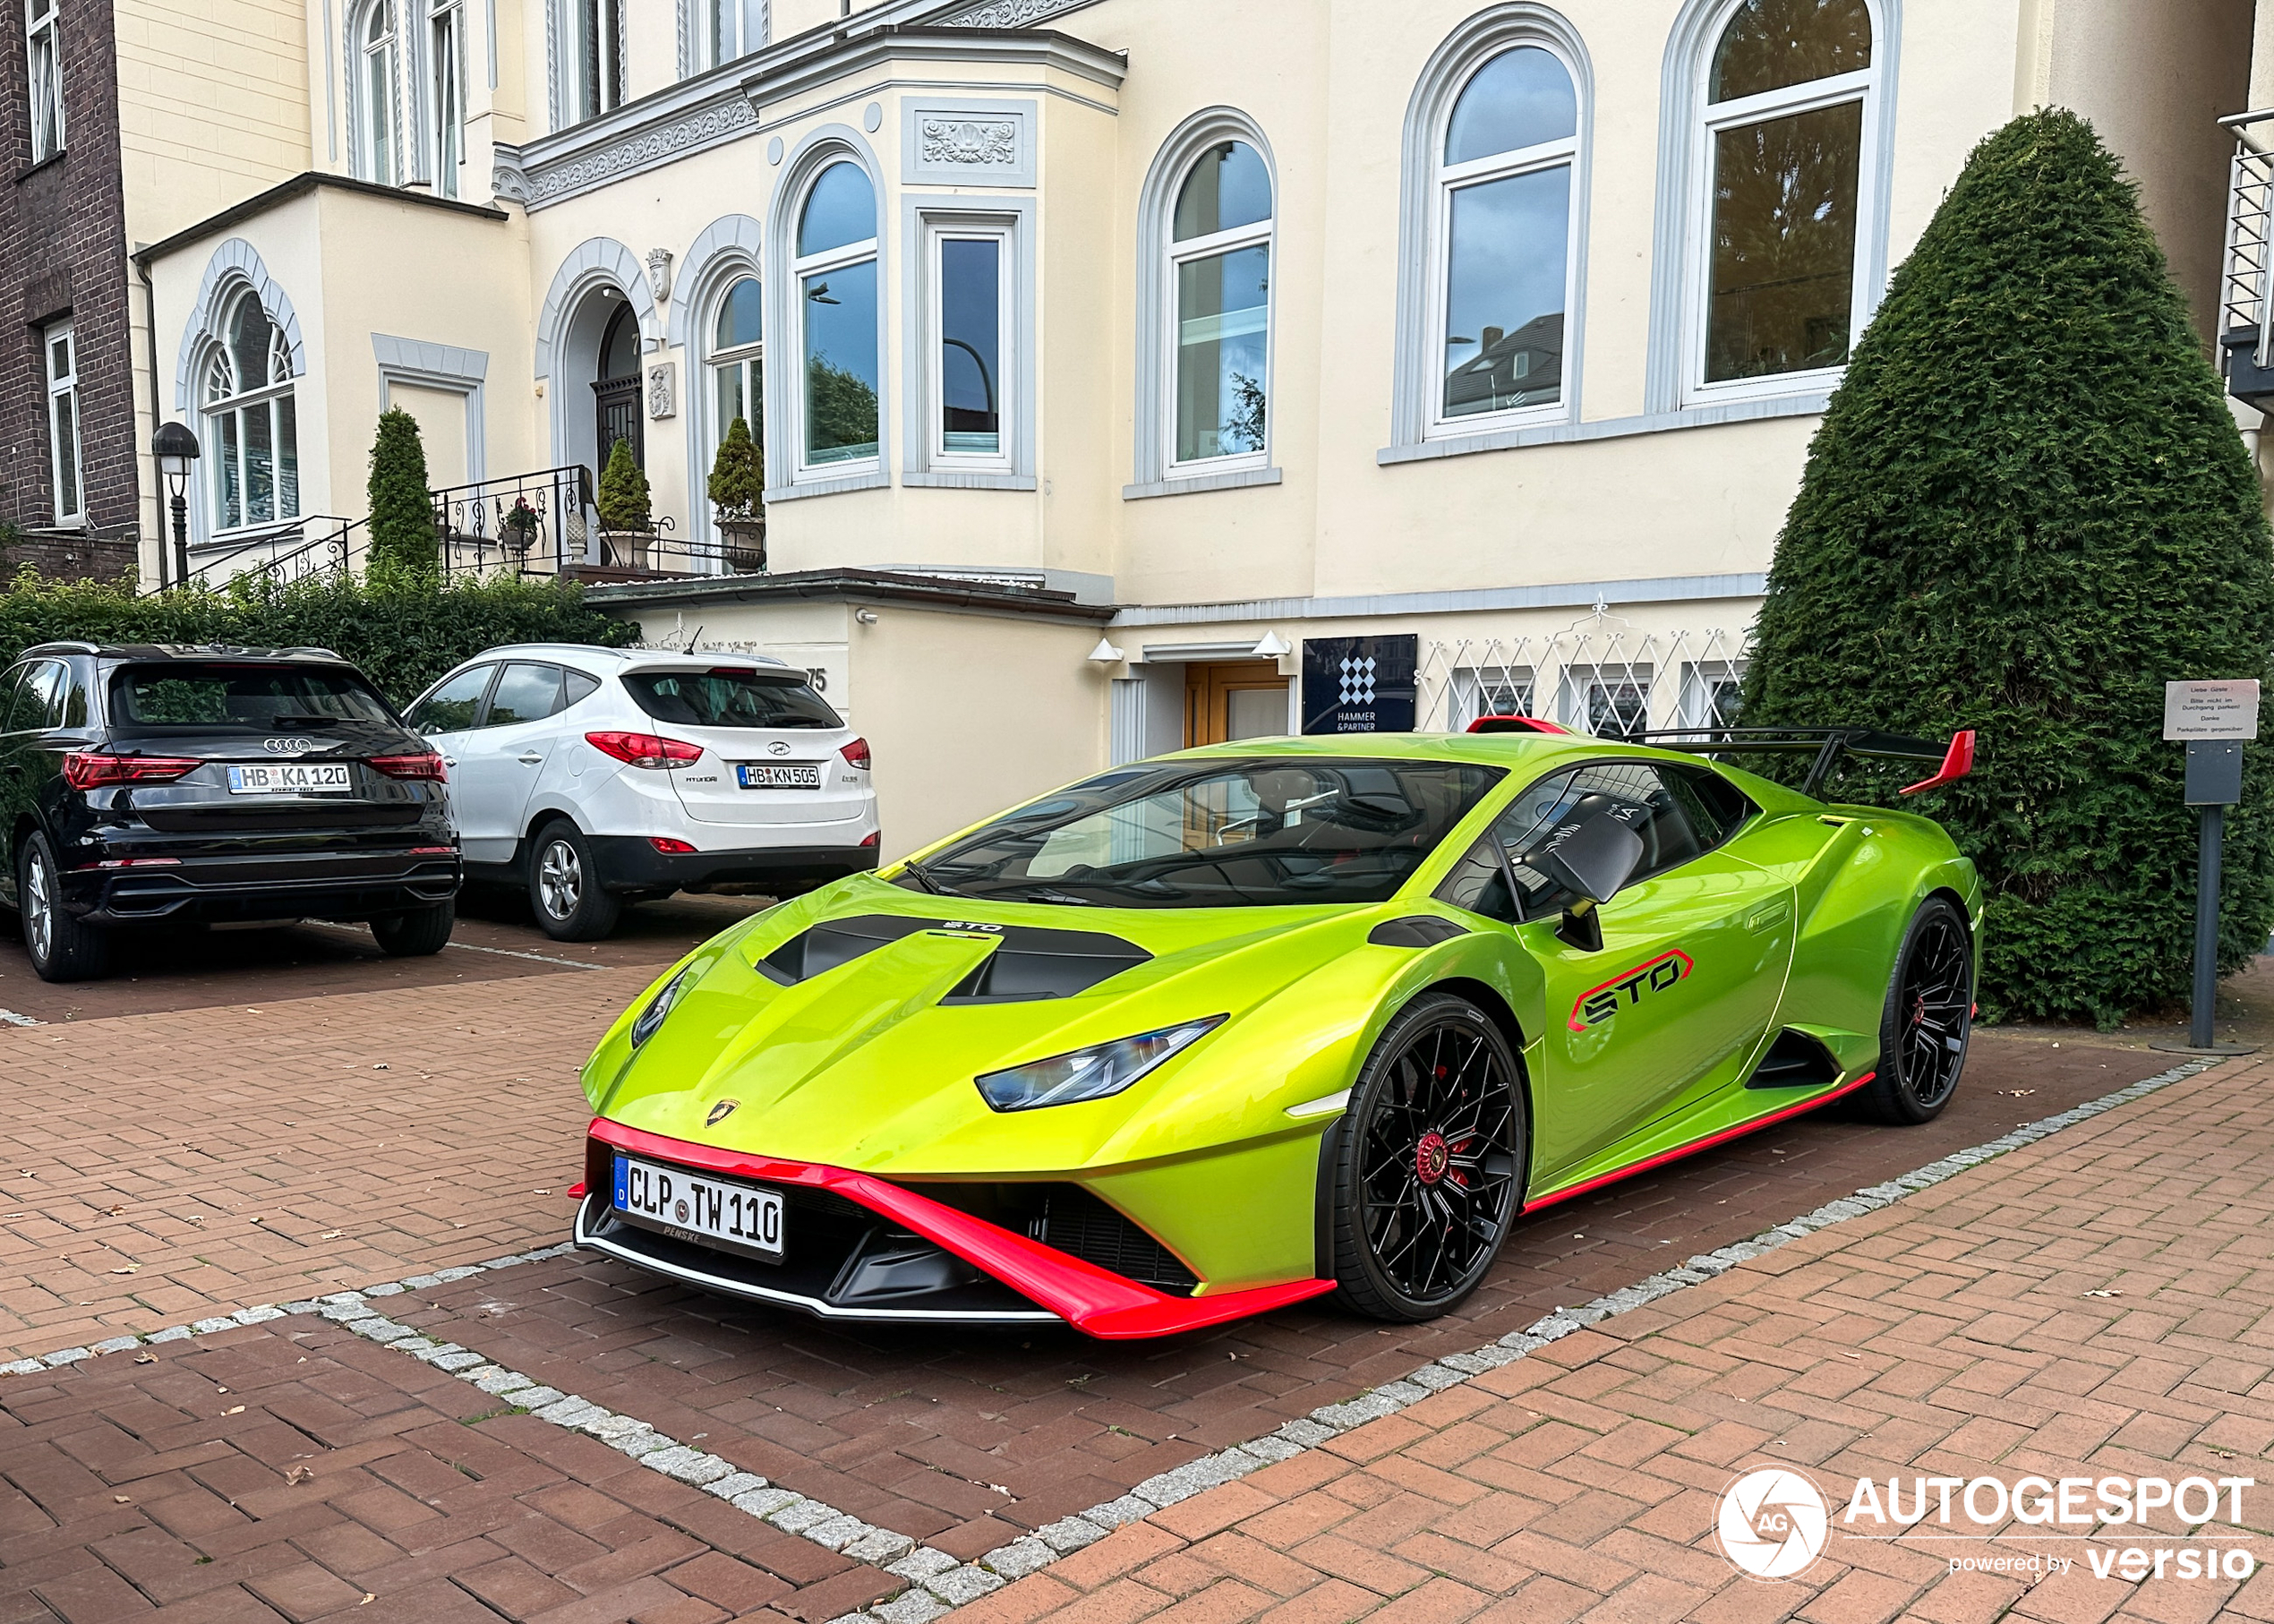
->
[111,664,398,730]
[623,669,841,730]
[900,756,1505,909]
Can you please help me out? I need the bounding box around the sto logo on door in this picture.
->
[1569,948,1694,1031]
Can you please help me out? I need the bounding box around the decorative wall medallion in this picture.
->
[646,361,677,420]
[919,116,1017,167]
[645,247,674,304]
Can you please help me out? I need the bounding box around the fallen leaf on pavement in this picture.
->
[2084,1289,2122,1298]
[133,1353,155,1364]
[360,1594,376,1606]
[113,1494,130,1504]
[320,1231,342,1240]
[372,1063,389,1070]
[223,1406,244,1415]
[109,1265,138,1275]
[286,1465,314,1485]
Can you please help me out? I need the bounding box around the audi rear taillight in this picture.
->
[586,731,703,769]
[371,752,448,781]
[63,752,199,790]
[840,737,871,771]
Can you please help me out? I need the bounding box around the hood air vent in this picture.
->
[757,913,1150,1001]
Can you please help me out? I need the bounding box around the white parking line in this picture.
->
[299,919,603,970]
[0,1008,41,1027]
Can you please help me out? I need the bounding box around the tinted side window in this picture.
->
[1661,764,1752,848]
[563,670,602,708]
[484,663,567,728]
[59,664,89,727]
[0,664,27,732]
[9,662,66,731]
[408,665,494,734]
[1490,762,1742,920]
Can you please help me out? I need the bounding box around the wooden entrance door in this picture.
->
[1184,662,1289,748]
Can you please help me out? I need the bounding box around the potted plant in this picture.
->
[706,415,766,574]
[595,439,654,568]
[500,495,540,557]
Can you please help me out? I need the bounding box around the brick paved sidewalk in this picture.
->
[946,1056,2274,1624]
[0,1314,893,1623]
[0,969,654,1359]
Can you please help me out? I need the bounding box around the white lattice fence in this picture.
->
[1419,624,1752,737]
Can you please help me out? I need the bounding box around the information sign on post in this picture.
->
[2157,681,2259,1053]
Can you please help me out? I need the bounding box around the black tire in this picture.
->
[526,820,621,942]
[17,830,111,982]
[1331,992,1526,1321]
[372,900,456,957]
[1857,895,1974,1125]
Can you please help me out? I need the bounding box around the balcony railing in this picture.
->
[2219,110,2274,406]
[156,466,765,594]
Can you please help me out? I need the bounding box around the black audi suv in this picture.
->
[0,642,461,981]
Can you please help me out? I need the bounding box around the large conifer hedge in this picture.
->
[1740,109,2274,1027]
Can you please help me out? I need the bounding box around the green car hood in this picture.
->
[584,874,1441,1176]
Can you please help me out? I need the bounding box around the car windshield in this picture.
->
[110,664,397,730]
[623,669,842,730]
[901,756,1504,909]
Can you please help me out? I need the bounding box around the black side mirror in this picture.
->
[1530,809,1645,952]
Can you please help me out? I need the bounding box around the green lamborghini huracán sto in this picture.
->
[569,723,1979,1338]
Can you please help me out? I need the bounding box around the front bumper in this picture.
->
[574,1118,1336,1338]
[60,850,462,925]
[589,837,877,895]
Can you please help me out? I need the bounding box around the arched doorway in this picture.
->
[593,301,643,470]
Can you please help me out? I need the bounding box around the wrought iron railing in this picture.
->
[152,464,768,594]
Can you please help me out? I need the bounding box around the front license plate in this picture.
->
[227,762,352,795]
[612,1154,784,1261]
[736,763,822,790]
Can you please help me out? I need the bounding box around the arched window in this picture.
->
[709,274,762,464]
[1430,43,1579,430]
[357,0,399,184]
[793,162,879,471]
[1688,0,1876,392]
[1165,140,1271,471]
[202,290,299,532]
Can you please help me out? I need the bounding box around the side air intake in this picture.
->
[1746,1028,1844,1090]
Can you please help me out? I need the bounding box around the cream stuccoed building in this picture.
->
[121,0,2257,853]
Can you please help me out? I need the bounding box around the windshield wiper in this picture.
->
[270,714,345,728]
[899,858,962,896]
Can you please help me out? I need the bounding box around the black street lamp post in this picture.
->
[151,421,201,590]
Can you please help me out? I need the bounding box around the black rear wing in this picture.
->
[1631,726,1976,799]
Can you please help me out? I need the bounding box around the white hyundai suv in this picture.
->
[404,645,877,939]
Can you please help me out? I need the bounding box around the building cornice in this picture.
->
[582,566,1118,625]
[133,173,508,268]
[502,21,1124,210]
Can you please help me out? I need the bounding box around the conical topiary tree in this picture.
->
[706,416,764,521]
[1740,108,2274,1028]
[596,437,652,534]
[365,407,438,585]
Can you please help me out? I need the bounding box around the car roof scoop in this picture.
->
[757,914,1150,1002]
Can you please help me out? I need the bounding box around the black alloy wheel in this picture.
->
[17,831,111,982]
[1859,895,1974,1125]
[1332,993,1526,1321]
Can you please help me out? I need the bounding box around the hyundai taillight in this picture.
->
[63,752,199,791]
[371,752,448,781]
[586,731,703,769]
[840,737,871,771]
[648,837,697,854]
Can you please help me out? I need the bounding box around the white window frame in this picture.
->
[1128,108,1280,499]
[920,214,1014,476]
[1423,47,1582,440]
[701,0,766,71]
[557,0,623,128]
[1678,658,1745,730]
[701,271,762,545]
[356,0,401,184]
[24,0,62,163]
[791,164,881,483]
[1676,0,1886,408]
[43,321,80,526]
[1161,186,1273,481]
[1558,662,1653,737]
[1448,665,1535,730]
[428,0,463,198]
[201,291,301,537]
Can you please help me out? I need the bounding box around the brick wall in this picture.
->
[0,0,137,543]
[1,526,136,582]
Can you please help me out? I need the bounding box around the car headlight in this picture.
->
[630,964,697,1047]
[974,1016,1225,1112]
